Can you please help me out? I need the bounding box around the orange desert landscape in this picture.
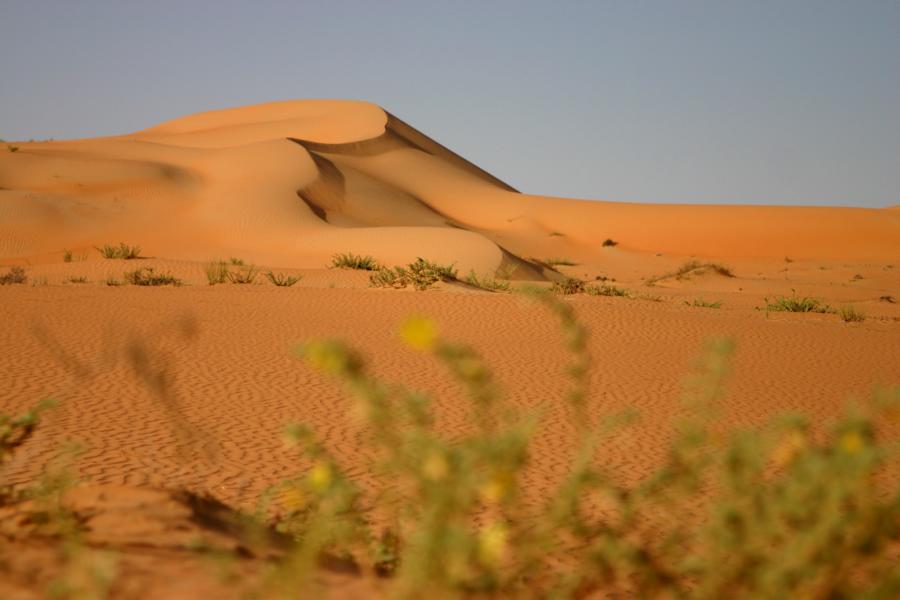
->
[1,100,899,598]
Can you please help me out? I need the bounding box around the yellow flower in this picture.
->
[479,470,513,504]
[400,316,438,352]
[308,461,333,492]
[477,522,509,567]
[303,341,349,375]
[422,451,449,481]
[840,431,864,454]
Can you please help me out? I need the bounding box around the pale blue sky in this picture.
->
[2,1,898,207]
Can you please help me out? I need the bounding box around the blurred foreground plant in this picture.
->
[273,288,900,597]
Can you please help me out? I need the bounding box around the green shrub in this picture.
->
[369,259,457,291]
[586,283,628,297]
[764,292,831,314]
[463,270,510,293]
[550,277,585,295]
[0,266,27,285]
[124,268,181,286]
[278,292,900,598]
[227,265,259,284]
[838,305,865,323]
[686,298,722,309]
[204,260,229,285]
[331,253,380,271]
[266,271,302,287]
[96,243,142,260]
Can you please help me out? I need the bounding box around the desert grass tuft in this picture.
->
[227,265,259,284]
[685,298,722,309]
[7,145,19,153]
[204,260,229,285]
[124,268,181,286]
[266,271,302,287]
[63,249,73,263]
[105,277,123,287]
[331,253,380,271]
[229,257,245,266]
[648,260,734,286]
[550,277,585,295]
[369,258,457,291]
[544,257,577,267]
[838,305,865,323]
[585,283,628,297]
[65,275,89,284]
[0,266,27,285]
[764,291,831,314]
[464,271,510,293]
[601,238,618,247]
[96,242,142,260]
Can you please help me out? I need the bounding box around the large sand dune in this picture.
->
[2,100,897,272]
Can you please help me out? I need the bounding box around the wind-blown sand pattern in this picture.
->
[1,100,898,598]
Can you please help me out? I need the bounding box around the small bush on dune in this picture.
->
[65,276,88,284]
[266,271,302,287]
[463,271,510,293]
[105,277,123,287]
[550,277,585,295]
[838,305,865,323]
[96,243,142,260]
[331,253,380,271]
[601,238,618,247]
[585,283,628,297]
[204,260,229,285]
[686,298,722,309]
[369,258,457,291]
[7,145,19,153]
[0,266,27,285]
[227,265,259,284]
[648,260,735,286]
[124,268,181,287]
[63,249,73,263]
[764,291,831,314]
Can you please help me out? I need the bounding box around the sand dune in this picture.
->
[2,99,897,272]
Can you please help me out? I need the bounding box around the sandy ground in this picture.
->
[1,100,898,597]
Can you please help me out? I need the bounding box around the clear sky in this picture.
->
[2,1,898,207]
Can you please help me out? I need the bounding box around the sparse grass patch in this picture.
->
[105,277,123,287]
[227,265,259,284]
[266,271,301,287]
[633,293,663,302]
[229,257,245,266]
[464,271,510,293]
[124,268,181,286]
[763,291,831,314]
[0,266,27,285]
[648,260,734,286]
[585,283,628,297]
[96,243,142,260]
[550,277,585,295]
[601,238,618,247]
[838,305,865,323]
[544,257,577,267]
[686,298,722,309]
[204,260,229,285]
[369,258,457,291]
[65,276,88,284]
[331,253,380,271]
